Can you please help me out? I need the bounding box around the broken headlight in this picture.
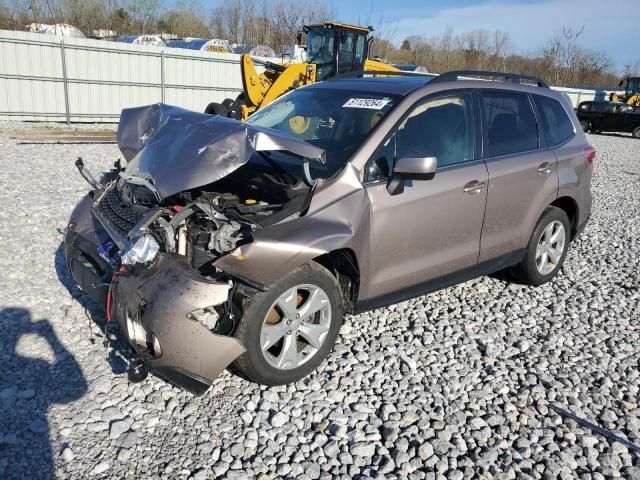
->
[121,235,160,266]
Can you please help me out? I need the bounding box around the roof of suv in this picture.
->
[311,70,557,99]
[309,76,433,95]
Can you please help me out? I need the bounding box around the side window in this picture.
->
[481,91,539,157]
[534,95,575,147]
[354,33,366,66]
[338,31,355,71]
[364,93,475,182]
[396,93,475,167]
[364,132,395,182]
[592,103,605,113]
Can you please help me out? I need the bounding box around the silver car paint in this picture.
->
[117,103,325,200]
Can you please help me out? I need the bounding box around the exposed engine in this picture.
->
[93,160,311,277]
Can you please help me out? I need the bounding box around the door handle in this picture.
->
[463,180,486,195]
[538,162,553,175]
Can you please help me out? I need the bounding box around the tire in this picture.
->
[204,102,228,116]
[633,126,640,139]
[579,120,591,133]
[233,262,343,385]
[222,98,235,109]
[513,206,571,286]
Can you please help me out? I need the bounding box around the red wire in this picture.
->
[106,287,112,323]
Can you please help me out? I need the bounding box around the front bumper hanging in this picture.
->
[63,193,245,395]
[111,254,245,394]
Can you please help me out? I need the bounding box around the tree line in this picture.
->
[0,0,633,87]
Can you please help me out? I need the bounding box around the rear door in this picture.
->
[534,94,591,229]
[478,90,559,265]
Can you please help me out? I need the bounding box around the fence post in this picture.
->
[60,39,71,124]
[161,50,165,103]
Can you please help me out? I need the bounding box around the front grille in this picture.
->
[97,186,145,236]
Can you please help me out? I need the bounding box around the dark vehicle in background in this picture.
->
[577,100,640,138]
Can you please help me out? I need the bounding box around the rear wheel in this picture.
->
[233,262,343,385]
[204,102,228,116]
[633,126,640,139]
[514,206,570,286]
[579,120,591,133]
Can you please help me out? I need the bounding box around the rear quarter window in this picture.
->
[534,95,575,147]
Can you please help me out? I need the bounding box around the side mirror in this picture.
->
[387,156,437,195]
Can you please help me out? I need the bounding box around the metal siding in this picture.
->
[0,29,253,122]
[1,29,622,122]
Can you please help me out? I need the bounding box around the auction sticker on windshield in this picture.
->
[343,98,391,109]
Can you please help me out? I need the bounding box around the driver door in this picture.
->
[337,30,367,74]
[362,92,488,302]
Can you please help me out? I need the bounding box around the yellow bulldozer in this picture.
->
[205,22,399,120]
[609,77,640,108]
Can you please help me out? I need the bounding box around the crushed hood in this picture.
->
[117,103,325,200]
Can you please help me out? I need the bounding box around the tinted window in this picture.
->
[481,91,538,157]
[604,103,623,113]
[534,95,575,147]
[396,93,475,167]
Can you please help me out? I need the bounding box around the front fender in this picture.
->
[214,218,357,286]
[215,163,371,287]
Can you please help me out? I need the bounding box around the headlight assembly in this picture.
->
[121,235,160,266]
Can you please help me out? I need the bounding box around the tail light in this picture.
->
[583,145,596,165]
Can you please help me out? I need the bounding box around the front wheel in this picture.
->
[233,262,343,385]
[633,126,640,139]
[514,206,571,286]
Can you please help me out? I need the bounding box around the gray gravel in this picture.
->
[0,122,639,479]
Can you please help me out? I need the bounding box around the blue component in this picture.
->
[97,241,121,268]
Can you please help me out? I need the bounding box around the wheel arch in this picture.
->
[550,196,579,239]
[311,248,360,314]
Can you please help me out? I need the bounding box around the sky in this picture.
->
[328,0,636,71]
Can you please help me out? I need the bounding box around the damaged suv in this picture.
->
[65,70,593,394]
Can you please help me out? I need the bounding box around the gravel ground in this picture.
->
[0,122,639,479]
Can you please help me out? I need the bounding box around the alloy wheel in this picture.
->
[535,220,566,275]
[260,284,332,370]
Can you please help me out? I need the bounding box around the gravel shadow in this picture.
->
[0,308,87,479]
[53,243,132,375]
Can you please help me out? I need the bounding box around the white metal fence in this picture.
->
[0,29,250,122]
[0,29,624,123]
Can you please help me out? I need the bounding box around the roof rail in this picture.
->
[431,70,549,88]
[326,70,436,81]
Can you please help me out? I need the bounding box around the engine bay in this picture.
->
[94,161,313,278]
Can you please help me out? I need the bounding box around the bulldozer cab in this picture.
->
[623,77,640,97]
[303,23,371,81]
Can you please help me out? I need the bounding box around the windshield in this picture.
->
[307,29,335,66]
[246,87,400,179]
[307,28,337,80]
